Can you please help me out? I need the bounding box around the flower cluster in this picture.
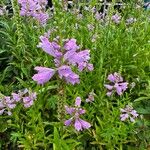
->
[120,105,138,122]
[112,14,121,24]
[104,72,128,96]
[95,12,104,21]
[126,18,136,25]
[18,0,49,25]
[32,35,93,85]
[0,6,7,16]
[86,90,96,103]
[64,97,91,131]
[0,89,36,115]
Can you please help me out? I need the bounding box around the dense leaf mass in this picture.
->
[0,0,150,149]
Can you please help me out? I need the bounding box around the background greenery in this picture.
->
[0,0,150,149]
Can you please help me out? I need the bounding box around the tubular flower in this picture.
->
[32,67,56,85]
[112,14,121,24]
[64,97,91,131]
[86,90,96,103]
[0,89,36,116]
[18,0,49,25]
[33,35,93,85]
[104,72,128,96]
[120,105,138,122]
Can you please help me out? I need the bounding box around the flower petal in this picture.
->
[79,118,91,129]
[32,67,55,84]
[75,97,81,107]
[74,119,82,131]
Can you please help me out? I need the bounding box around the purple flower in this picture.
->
[120,105,138,122]
[58,65,80,85]
[37,36,62,57]
[95,12,104,21]
[18,0,49,25]
[58,65,73,78]
[5,97,16,109]
[65,49,93,72]
[75,118,91,131]
[106,91,112,97]
[64,39,79,51]
[120,113,129,121]
[0,96,16,116]
[107,72,123,83]
[65,106,75,115]
[75,97,81,106]
[32,67,55,85]
[64,97,91,131]
[104,72,128,96]
[0,89,37,116]
[0,100,5,115]
[0,109,5,115]
[87,63,94,71]
[65,118,73,126]
[33,36,93,85]
[112,14,121,24]
[23,92,36,108]
[91,6,96,13]
[11,93,22,102]
[104,84,113,90]
[86,90,96,103]
[74,118,82,131]
[33,12,49,25]
[114,82,128,95]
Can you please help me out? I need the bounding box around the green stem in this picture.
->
[10,0,25,57]
[57,81,66,122]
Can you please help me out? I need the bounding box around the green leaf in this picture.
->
[134,97,150,102]
[53,127,61,150]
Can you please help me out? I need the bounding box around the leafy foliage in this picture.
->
[0,0,150,149]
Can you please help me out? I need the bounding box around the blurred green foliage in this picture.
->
[0,1,150,149]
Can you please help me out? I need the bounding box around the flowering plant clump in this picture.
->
[18,0,49,25]
[0,89,36,115]
[64,97,91,131]
[32,35,93,85]
[104,72,128,96]
[120,105,139,122]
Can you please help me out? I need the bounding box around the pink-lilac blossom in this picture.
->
[37,36,62,57]
[95,12,104,21]
[58,65,80,85]
[104,72,128,96]
[33,36,93,85]
[64,39,79,51]
[23,92,36,108]
[120,105,138,122]
[112,14,121,24]
[32,67,56,85]
[64,97,91,131]
[0,89,37,115]
[18,0,49,25]
[86,91,96,103]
